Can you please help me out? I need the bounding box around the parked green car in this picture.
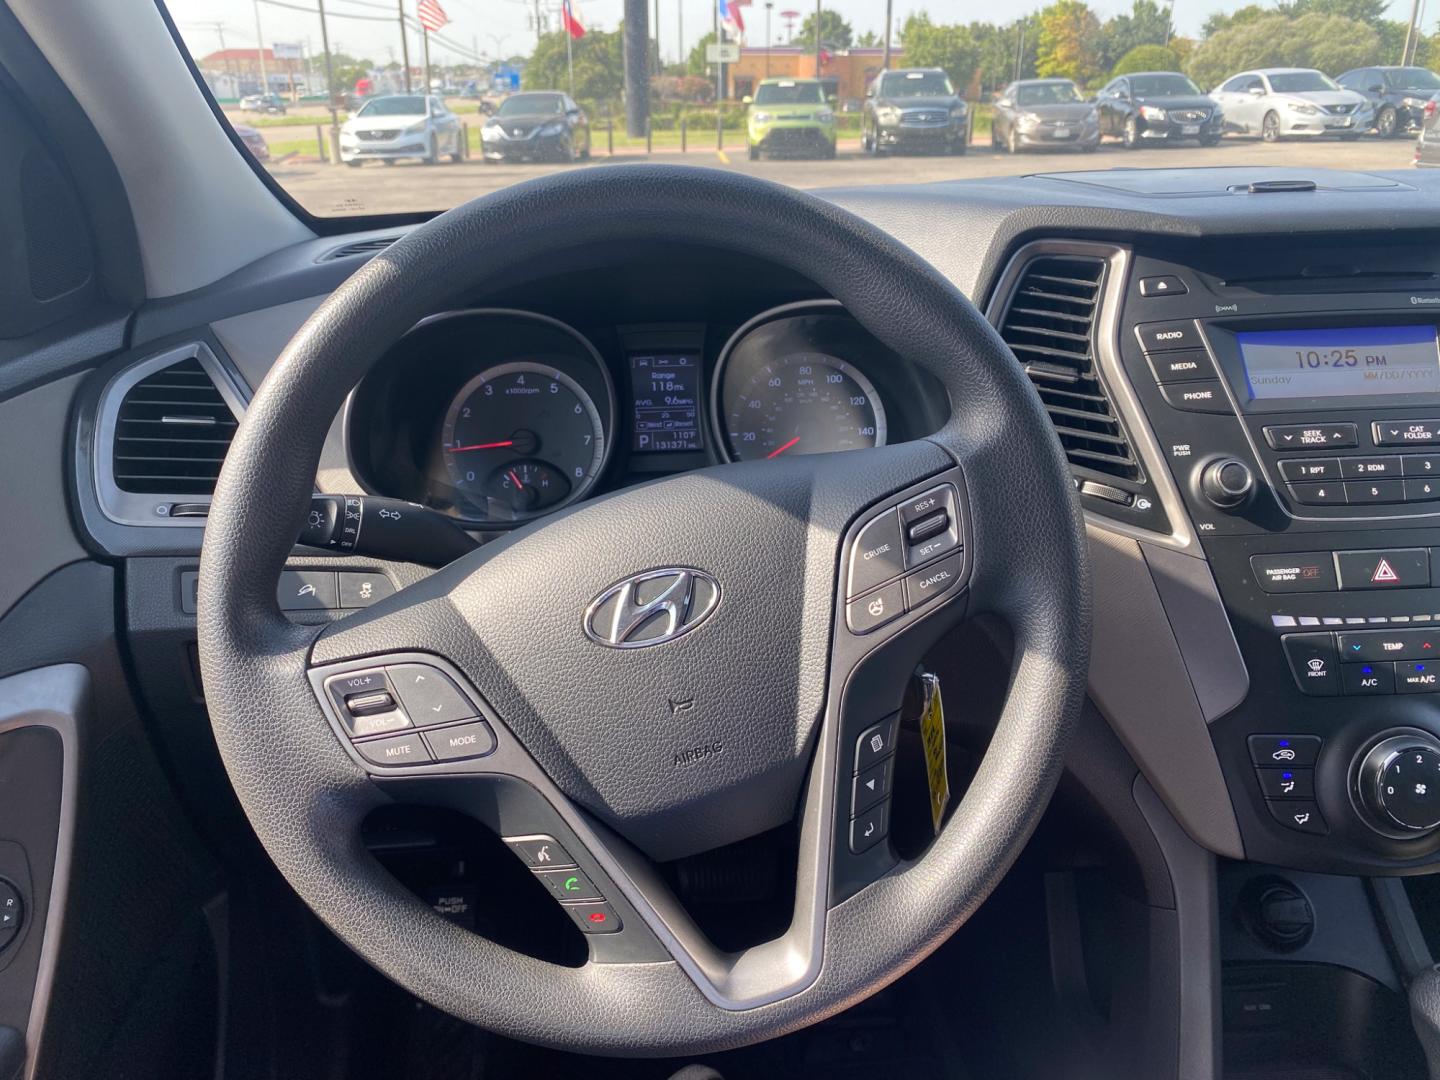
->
[745,78,838,160]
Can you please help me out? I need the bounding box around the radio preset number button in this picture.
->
[1279,459,1339,482]
[1288,482,1346,506]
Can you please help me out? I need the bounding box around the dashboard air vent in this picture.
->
[999,255,1141,483]
[112,357,238,494]
[318,236,400,262]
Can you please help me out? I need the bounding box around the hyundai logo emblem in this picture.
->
[583,568,721,648]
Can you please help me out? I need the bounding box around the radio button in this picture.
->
[1406,478,1440,502]
[1375,421,1440,447]
[1159,380,1229,413]
[1288,482,1346,506]
[1250,553,1338,593]
[1336,548,1430,589]
[1403,454,1440,476]
[1146,350,1214,383]
[1135,321,1201,352]
[1340,456,1401,478]
[1264,423,1358,451]
[1279,459,1339,482]
[1344,479,1406,504]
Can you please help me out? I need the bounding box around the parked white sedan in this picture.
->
[1210,68,1371,141]
[339,94,463,166]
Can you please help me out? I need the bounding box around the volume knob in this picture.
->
[1200,458,1255,509]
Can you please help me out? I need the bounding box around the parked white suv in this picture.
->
[339,94,463,166]
[1210,68,1371,141]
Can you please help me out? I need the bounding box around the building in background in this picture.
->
[726,46,904,105]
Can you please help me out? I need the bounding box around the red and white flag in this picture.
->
[417,0,449,33]
[562,0,586,39]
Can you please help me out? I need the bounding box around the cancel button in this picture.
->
[423,720,498,762]
[903,551,964,609]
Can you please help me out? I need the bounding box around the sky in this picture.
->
[165,0,1430,70]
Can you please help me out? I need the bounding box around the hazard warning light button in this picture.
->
[1335,549,1431,590]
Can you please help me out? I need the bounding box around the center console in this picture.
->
[1103,238,1440,873]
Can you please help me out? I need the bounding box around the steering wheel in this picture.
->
[198,166,1090,1056]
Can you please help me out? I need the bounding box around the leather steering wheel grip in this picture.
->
[197,165,1090,1054]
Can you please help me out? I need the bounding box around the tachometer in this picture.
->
[720,351,887,462]
[442,361,605,522]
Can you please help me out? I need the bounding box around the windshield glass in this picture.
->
[356,95,427,117]
[1015,82,1082,106]
[1129,74,1202,97]
[1268,71,1339,93]
[753,82,824,105]
[878,72,954,98]
[497,93,565,116]
[1393,67,1440,88]
[160,0,1440,219]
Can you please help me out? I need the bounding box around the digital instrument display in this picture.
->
[630,354,702,452]
[1238,326,1440,400]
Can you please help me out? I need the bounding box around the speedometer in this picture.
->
[441,361,606,522]
[720,351,887,462]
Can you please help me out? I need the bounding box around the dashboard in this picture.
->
[345,300,946,528]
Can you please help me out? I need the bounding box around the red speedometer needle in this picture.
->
[767,437,801,459]
[447,440,514,453]
[507,469,524,490]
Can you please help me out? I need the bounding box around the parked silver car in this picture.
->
[1210,68,1371,141]
[989,78,1100,153]
[339,94,463,166]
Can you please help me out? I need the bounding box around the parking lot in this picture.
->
[262,134,1421,217]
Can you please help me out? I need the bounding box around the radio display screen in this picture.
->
[1237,325,1440,401]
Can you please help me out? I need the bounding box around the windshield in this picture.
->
[753,82,824,105]
[1268,71,1339,93]
[1129,74,1202,97]
[1393,67,1440,89]
[356,96,427,117]
[497,94,565,117]
[878,72,954,98]
[1015,83,1082,106]
[160,0,1440,219]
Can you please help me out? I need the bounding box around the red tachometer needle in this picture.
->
[507,469,524,490]
[446,440,514,453]
[767,437,801,459]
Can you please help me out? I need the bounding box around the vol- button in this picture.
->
[847,510,906,598]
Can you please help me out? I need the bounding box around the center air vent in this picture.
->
[318,236,400,262]
[999,255,1141,483]
[112,357,239,495]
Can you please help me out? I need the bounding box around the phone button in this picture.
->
[533,868,603,902]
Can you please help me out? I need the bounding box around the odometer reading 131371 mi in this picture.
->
[721,351,887,462]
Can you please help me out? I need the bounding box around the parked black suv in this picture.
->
[1095,70,1224,147]
[861,68,968,155]
[1336,65,1440,137]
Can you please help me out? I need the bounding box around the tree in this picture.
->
[326,53,374,95]
[1200,4,1268,38]
[1185,12,1380,90]
[856,29,881,47]
[1111,42,1181,76]
[525,28,625,103]
[1035,0,1103,84]
[798,9,853,50]
[1274,0,1391,28]
[1099,0,1172,71]
[899,14,982,92]
[973,19,1034,90]
[686,30,717,77]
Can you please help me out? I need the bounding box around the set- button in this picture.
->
[322,661,498,767]
[502,834,621,934]
[845,484,964,634]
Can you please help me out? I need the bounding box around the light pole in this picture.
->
[765,1,773,76]
[252,0,270,94]
[882,0,892,70]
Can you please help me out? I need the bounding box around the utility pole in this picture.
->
[423,26,432,92]
[1403,0,1423,64]
[882,0,891,70]
[534,0,544,47]
[397,0,412,90]
[1014,18,1025,82]
[1164,0,1176,46]
[677,0,684,74]
[766,1,773,76]
[316,0,339,164]
[624,0,650,136]
[715,2,723,147]
[252,0,270,93]
[813,0,820,78]
[654,0,661,71]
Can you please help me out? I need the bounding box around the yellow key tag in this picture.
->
[918,672,949,835]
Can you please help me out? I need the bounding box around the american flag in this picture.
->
[417,0,449,33]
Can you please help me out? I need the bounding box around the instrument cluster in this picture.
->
[345,302,946,529]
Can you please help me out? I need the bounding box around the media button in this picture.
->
[1146,350,1213,383]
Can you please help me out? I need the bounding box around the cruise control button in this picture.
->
[1335,548,1430,589]
[422,720,497,761]
[504,834,576,869]
[856,716,898,772]
[1282,633,1339,696]
[1267,799,1327,835]
[898,485,954,526]
[1397,661,1440,693]
[353,732,431,768]
[386,664,477,726]
[846,580,905,635]
[852,757,894,814]
[1135,320,1201,352]
[1279,459,1338,482]
[1256,767,1315,799]
[534,868,603,902]
[907,512,948,545]
[849,801,889,854]
[847,510,906,598]
[1159,380,1229,413]
[903,552,963,609]
[1248,735,1321,767]
[563,901,622,934]
[1250,552,1337,593]
[1342,662,1395,694]
[1264,423,1357,450]
[1375,420,1440,447]
[1288,482,1346,506]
